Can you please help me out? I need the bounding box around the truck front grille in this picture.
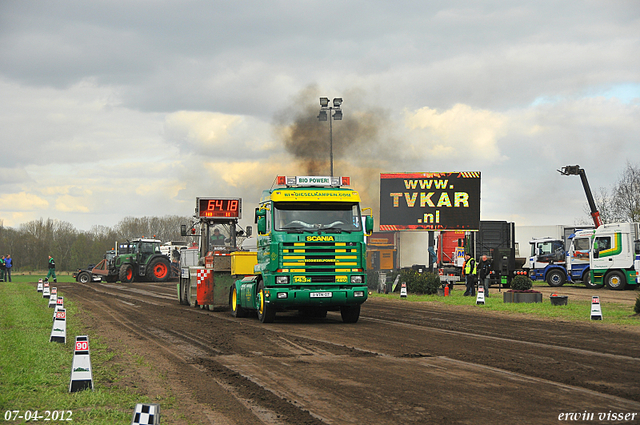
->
[281,241,360,273]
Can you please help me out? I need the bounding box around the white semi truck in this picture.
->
[590,222,640,290]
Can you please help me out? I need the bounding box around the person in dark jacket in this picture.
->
[477,255,492,297]
[4,255,12,282]
[46,255,57,283]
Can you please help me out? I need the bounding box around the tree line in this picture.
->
[0,215,191,272]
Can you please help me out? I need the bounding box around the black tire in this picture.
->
[148,257,171,282]
[106,275,118,283]
[546,270,566,287]
[257,281,275,323]
[77,271,91,284]
[230,286,248,318]
[605,270,627,290]
[119,264,134,283]
[178,277,188,305]
[582,271,602,289]
[340,305,361,323]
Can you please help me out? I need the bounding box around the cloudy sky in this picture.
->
[1,1,639,232]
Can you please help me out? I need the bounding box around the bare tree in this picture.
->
[585,162,640,224]
[612,162,640,222]
[582,186,625,224]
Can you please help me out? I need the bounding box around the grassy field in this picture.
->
[9,273,77,283]
[370,288,640,326]
[0,281,148,424]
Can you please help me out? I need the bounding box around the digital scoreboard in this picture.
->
[196,198,242,219]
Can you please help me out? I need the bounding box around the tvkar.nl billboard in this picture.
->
[379,172,481,231]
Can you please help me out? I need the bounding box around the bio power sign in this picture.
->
[379,172,480,231]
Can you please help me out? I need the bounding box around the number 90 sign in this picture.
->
[75,341,89,352]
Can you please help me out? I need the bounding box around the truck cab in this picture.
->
[528,237,568,286]
[566,229,595,287]
[232,175,374,323]
[591,222,640,290]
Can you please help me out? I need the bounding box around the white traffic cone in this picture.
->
[69,336,93,392]
[37,279,43,292]
[400,282,407,298]
[50,308,67,343]
[48,288,58,308]
[590,296,603,320]
[476,286,485,305]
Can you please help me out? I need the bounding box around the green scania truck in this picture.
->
[230,175,373,323]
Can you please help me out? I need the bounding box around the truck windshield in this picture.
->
[274,202,362,233]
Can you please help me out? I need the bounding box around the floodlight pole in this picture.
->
[318,97,342,177]
[329,113,334,177]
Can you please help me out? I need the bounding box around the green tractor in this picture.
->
[92,238,172,283]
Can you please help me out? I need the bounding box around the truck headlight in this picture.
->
[276,276,289,284]
[277,292,288,299]
[354,291,365,297]
[350,275,363,284]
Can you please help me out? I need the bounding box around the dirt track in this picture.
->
[53,280,640,424]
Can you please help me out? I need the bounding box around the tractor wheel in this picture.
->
[119,264,134,283]
[77,272,91,284]
[230,286,248,318]
[257,281,275,323]
[605,271,627,290]
[106,275,118,283]
[546,270,566,287]
[340,305,361,323]
[148,257,171,282]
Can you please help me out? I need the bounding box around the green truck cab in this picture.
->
[230,176,373,323]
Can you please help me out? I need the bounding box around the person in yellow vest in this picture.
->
[463,254,477,296]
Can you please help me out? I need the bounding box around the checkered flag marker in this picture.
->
[131,403,160,425]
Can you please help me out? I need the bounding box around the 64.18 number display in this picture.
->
[196,198,242,219]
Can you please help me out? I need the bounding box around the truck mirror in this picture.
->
[255,207,266,223]
[365,216,374,235]
[180,224,187,237]
[257,217,266,235]
[246,226,252,237]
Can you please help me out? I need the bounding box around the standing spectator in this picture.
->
[477,255,492,297]
[0,256,5,282]
[47,255,57,283]
[462,254,477,296]
[4,255,12,282]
